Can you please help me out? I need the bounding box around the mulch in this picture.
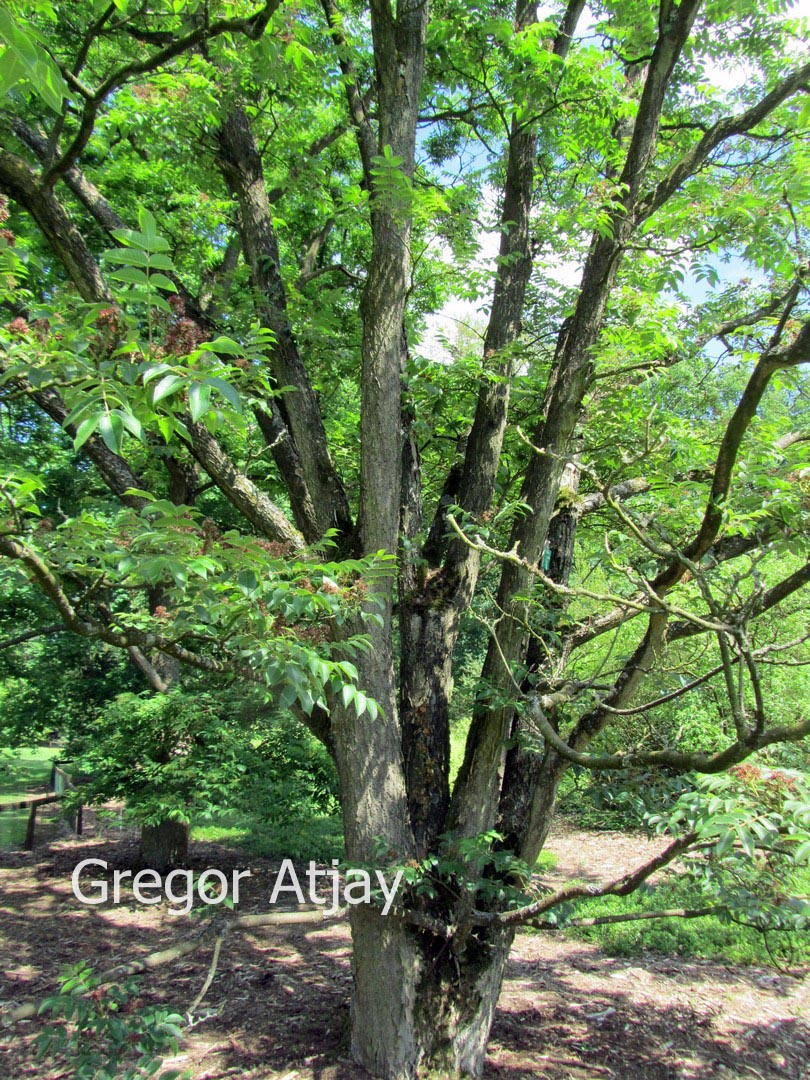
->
[0,814,807,1079]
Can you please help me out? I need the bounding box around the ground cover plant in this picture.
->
[0,0,809,1077]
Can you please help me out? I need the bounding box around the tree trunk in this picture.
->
[350,907,514,1078]
[139,819,189,872]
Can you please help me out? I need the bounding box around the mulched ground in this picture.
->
[0,813,807,1080]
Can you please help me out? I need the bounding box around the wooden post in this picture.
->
[24,802,37,851]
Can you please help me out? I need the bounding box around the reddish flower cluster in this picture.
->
[96,306,123,332]
[199,517,222,555]
[163,295,208,356]
[730,762,799,806]
[30,318,51,341]
[92,306,124,357]
[0,196,15,247]
[4,316,28,336]
[256,539,297,559]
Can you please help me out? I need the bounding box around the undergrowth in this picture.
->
[563,870,810,970]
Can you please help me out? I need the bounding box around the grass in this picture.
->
[192,808,344,862]
[0,746,60,849]
[562,872,810,969]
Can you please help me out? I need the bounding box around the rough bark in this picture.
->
[497,461,582,854]
[351,907,514,1079]
[216,107,352,544]
[400,0,585,857]
[186,420,303,547]
[8,118,213,326]
[0,149,111,301]
[451,0,703,846]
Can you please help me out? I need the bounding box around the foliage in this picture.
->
[1,0,810,1071]
[192,807,344,862]
[651,766,810,931]
[68,689,250,827]
[36,962,188,1080]
[556,763,810,965]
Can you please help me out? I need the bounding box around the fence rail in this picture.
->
[0,761,82,850]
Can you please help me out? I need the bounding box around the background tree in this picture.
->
[1,0,809,1076]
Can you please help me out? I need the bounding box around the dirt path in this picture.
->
[0,819,807,1079]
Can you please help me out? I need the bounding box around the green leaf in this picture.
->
[98,411,124,452]
[137,207,170,251]
[204,376,241,412]
[104,248,151,267]
[146,252,176,272]
[206,336,244,356]
[188,381,211,423]
[118,410,143,440]
[73,414,100,451]
[110,227,152,249]
[278,682,298,710]
[0,7,69,111]
[111,266,149,286]
[152,374,186,404]
[141,363,173,384]
[148,272,177,292]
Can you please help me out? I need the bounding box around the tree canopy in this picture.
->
[1,0,809,1075]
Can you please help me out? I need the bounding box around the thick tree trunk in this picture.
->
[350,907,513,1078]
[139,819,189,872]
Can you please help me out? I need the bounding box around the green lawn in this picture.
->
[562,871,810,969]
[0,746,60,849]
[191,808,344,863]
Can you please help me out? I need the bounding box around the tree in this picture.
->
[1,0,809,1075]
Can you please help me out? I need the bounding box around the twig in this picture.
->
[187,935,223,1018]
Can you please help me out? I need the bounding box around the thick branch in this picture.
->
[216,107,351,543]
[319,0,377,182]
[528,694,810,774]
[0,623,66,651]
[413,0,585,853]
[638,59,810,222]
[534,905,720,930]
[9,118,215,327]
[0,149,110,301]
[185,420,302,547]
[470,831,698,927]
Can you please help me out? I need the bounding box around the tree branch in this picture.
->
[0,623,66,651]
[3,903,345,1025]
[42,0,285,187]
[638,59,810,222]
[525,695,810,774]
[470,832,698,927]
